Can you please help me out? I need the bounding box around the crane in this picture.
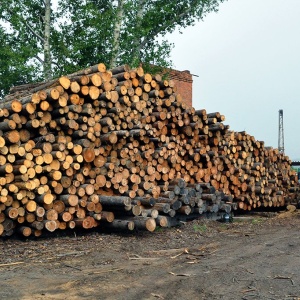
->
[278,109,284,153]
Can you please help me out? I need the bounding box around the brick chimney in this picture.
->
[168,69,193,107]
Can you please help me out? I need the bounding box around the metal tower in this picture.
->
[278,109,284,153]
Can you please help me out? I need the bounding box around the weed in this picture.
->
[219,223,230,228]
[252,218,263,224]
[193,224,207,232]
[232,218,245,223]
[155,226,164,232]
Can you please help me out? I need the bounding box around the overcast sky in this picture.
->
[167,0,300,161]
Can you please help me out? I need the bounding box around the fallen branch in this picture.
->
[62,264,82,271]
[129,254,160,260]
[87,268,124,275]
[274,275,294,285]
[170,248,189,259]
[151,293,165,299]
[0,261,25,267]
[169,271,193,277]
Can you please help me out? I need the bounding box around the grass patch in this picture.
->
[193,224,207,233]
[251,218,264,224]
[219,223,230,228]
[232,218,245,223]
[155,226,166,232]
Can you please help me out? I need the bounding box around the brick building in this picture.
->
[168,69,193,107]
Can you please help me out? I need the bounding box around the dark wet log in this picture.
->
[102,219,135,231]
[99,195,131,206]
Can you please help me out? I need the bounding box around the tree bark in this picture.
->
[110,0,125,68]
[43,0,52,80]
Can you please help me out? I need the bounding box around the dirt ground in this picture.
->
[1,210,300,300]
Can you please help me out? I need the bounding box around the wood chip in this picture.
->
[169,271,193,277]
[151,293,164,299]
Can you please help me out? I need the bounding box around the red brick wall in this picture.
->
[168,69,193,107]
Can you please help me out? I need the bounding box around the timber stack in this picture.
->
[0,63,298,237]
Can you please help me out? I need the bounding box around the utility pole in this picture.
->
[278,109,284,153]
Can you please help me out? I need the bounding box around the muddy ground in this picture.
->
[1,210,300,300]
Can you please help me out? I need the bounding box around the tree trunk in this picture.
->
[43,0,52,80]
[131,0,146,66]
[110,0,125,68]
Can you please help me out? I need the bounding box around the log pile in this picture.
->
[211,130,299,210]
[0,63,298,237]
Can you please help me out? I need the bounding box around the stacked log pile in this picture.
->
[211,130,299,210]
[0,63,298,237]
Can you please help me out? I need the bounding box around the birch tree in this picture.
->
[0,0,226,98]
[0,0,53,79]
[56,0,225,68]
